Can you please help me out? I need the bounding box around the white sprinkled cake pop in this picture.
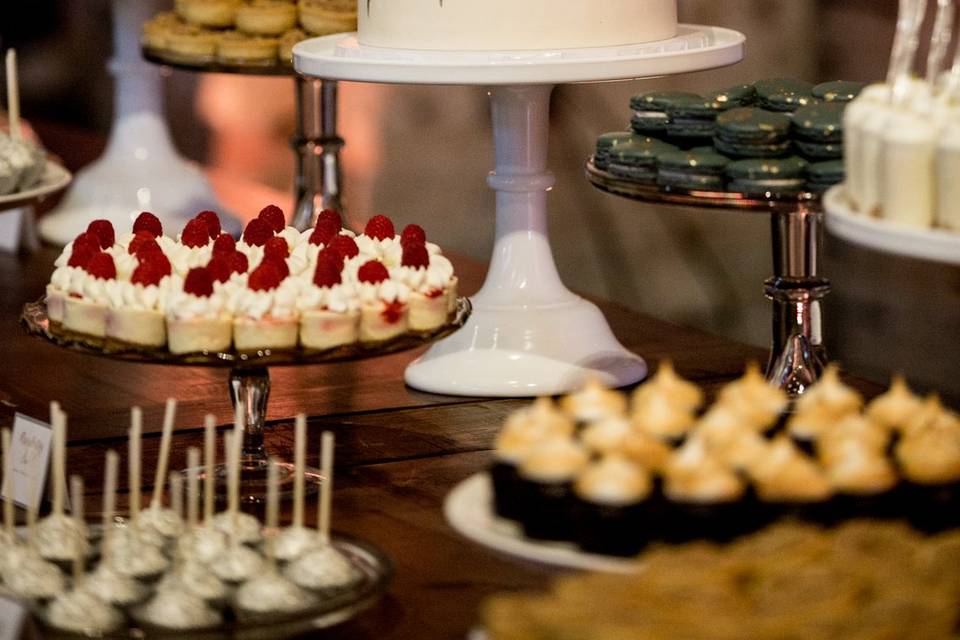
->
[176,416,228,563]
[210,417,261,545]
[271,415,319,561]
[138,399,186,540]
[1,475,65,601]
[209,431,263,584]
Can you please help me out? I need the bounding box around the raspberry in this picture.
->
[132,212,162,237]
[229,251,249,275]
[364,215,395,241]
[313,254,342,288]
[358,260,389,284]
[212,233,236,255]
[264,236,289,262]
[263,255,289,279]
[84,252,116,280]
[258,204,286,233]
[67,240,97,268]
[183,267,214,298]
[86,220,116,249]
[401,242,430,269]
[72,231,101,254]
[181,218,211,248]
[248,261,283,292]
[206,256,232,284]
[242,218,274,247]
[308,220,340,246]
[195,211,221,239]
[327,235,359,259]
[128,231,159,256]
[318,246,345,269]
[131,261,165,287]
[139,250,172,278]
[401,224,426,246]
[316,209,342,229]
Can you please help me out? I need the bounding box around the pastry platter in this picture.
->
[444,473,640,573]
[0,161,72,211]
[823,185,960,265]
[142,47,294,77]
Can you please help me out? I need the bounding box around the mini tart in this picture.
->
[794,364,863,418]
[163,27,223,64]
[359,300,409,343]
[816,414,889,464]
[63,295,108,338]
[901,394,954,439]
[236,0,299,36]
[664,438,745,504]
[175,0,241,28]
[822,440,898,496]
[279,28,307,64]
[560,378,627,424]
[218,30,280,65]
[866,375,924,431]
[716,362,787,431]
[896,426,960,486]
[749,437,834,503]
[297,0,357,36]
[234,315,299,351]
[619,430,671,473]
[631,390,695,443]
[142,12,184,50]
[786,406,835,444]
[107,306,166,348]
[575,455,651,507]
[579,416,632,455]
[518,436,589,485]
[300,307,360,350]
[631,360,703,413]
[407,289,449,332]
[168,316,232,354]
[495,397,575,464]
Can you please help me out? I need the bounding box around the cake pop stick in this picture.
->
[293,414,306,529]
[151,398,177,509]
[225,430,238,519]
[129,407,142,525]
[69,474,83,523]
[927,0,955,89]
[266,457,279,534]
[203,415,215,524]
[5,50,20,140]
[318,431,334,545]
[102,450,118,547]
[170,472,183,521]
[2,428,13,537]
[51,401,65,515]
[26,472,38,543]
[186,447,200,529]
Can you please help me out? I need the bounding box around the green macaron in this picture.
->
[792,103,844,142]
[607,137,679,183]
[657,147,730,191]
[812,80,866,103]
[595,131,640,170]
[629,91,703,134]
[664,94,722,140]
[754,78,817,112]
[806,159,845,193]
[708,84,757,110]
[714,107,793,157]
[726,156,809,196]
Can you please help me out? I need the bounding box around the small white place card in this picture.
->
[4,412,52,509]
[0,595,28,640]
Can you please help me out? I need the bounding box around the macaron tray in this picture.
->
[589,78,859,202]
[447,362,960,568]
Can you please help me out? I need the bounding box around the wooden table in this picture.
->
[1,243,887,639]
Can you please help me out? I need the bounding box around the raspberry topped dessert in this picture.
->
[44,209,459,354]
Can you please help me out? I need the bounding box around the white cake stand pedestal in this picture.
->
[39,0,238,245]
[294,27,745,396]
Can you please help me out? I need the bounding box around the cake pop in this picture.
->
[211,416,262,545]
[271,414,318,561]
[176,415,228,563]
[139,399,186,539]
[1,470,65,601]
[209,431,264,584]
[285,432,362,592]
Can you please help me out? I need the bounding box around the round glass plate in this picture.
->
[20,297,472,368]
[13,525,392,639]
[0,161,72,210]
[585,157,821,212]
[444,472,641,574]
[142,46,295,76]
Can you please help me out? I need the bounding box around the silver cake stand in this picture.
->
[21,298,471,502]
[586,160,828,397]
[142,48,344,231]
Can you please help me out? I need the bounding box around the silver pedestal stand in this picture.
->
[586,160,828,397]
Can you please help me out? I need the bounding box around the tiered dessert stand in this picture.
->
[823,185,960,265]
[586,167,830,397]
[294,25,746,397]
[20,297,471,501]
[141,42,346,231]
[39,0,240,245]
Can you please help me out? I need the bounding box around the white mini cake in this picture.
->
[358,0,677,51]
[298,252,361,350]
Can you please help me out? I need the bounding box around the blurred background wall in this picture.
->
[3,0,959,401]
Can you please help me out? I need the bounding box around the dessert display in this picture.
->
[143,0,356,67]
[42,207,460,357]
[487,363,960,557]
[357,0,677,51]
[481,519,960,640]
[594,78,863,196]
[0,399,388,636]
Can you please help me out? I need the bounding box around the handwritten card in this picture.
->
[4,412,52,509]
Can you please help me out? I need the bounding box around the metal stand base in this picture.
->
[291,78,344,231]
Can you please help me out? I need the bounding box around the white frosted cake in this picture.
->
[357,0,678,51]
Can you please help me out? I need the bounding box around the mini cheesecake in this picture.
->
[298,259,360,350]
[62,253,118,340]
[390,236,457,332]
[353,259,409,343]
[230,261,300,352]
[167,267,232,355]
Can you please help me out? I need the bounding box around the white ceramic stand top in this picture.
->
[824,185,960,265]
[39,0,239,246]
[294,27,745,397]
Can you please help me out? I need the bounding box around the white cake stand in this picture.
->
[294,26,745,397]
[824,185,960,265]
[38,0,239,246]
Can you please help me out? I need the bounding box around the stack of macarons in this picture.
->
[598,78,865,196]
